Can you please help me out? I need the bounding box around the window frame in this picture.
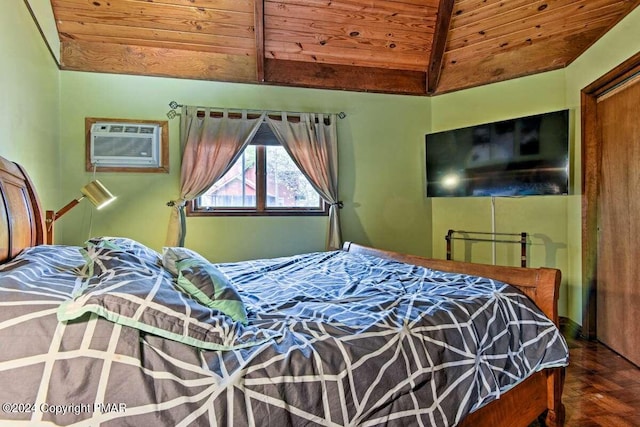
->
[188,138,329,217]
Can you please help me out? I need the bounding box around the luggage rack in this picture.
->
[445,229,528,267]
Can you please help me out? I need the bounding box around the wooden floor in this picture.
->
[561,320,640,427]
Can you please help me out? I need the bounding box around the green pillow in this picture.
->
[162,246,209,276]
[176,258,248,325]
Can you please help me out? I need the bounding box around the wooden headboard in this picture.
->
[0,155,45,263]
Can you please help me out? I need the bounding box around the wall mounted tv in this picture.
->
[425,110,569,197]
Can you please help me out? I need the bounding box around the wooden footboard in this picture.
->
[342,241,565,427]
[342,242,561,325]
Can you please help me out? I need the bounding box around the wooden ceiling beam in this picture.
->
[264,59,427,95]
[427,0,455,94]
[56,22,255,55]
[255,0,265,82]
[60,39,257,83]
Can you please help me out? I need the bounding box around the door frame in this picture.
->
[581,51,640,340]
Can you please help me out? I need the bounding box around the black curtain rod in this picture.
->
[166,101,346,120]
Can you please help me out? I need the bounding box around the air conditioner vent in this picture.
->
[90,122,161,167]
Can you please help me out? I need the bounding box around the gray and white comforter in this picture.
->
[0,239,569,426]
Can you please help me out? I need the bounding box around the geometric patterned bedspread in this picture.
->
[0,240,569,426]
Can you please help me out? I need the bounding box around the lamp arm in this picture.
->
[51,196,84,222]
[44,196,85,245]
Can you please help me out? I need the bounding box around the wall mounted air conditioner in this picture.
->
[90,122,161,168]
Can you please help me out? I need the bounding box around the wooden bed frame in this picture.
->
[0,155,565,427]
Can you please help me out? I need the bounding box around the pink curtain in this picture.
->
[266,112,342,250]
[166,107,264,246]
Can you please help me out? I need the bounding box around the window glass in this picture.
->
[199,145,257,208]
[192,122,327,216]
[266,146,321,208]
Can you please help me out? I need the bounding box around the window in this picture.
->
[189,123,327,216]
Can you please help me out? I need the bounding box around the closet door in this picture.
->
[596,73,640,367]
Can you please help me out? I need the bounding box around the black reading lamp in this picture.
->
[45,180,116,244]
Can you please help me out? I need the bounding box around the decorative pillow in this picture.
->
[86,237,161,264]
[162,246,209,276]
[176,258,248,325]
[80,237,161,279]
[59,248,277,350]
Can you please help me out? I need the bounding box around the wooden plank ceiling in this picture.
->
[52,0,639,96]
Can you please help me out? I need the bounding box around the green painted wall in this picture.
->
[4,1,639,325]
[428,8,640,323]
[0,3,59,209]
[429,70,572,315]
[57,72,432,261]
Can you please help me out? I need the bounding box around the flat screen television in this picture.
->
[425,110,569,197]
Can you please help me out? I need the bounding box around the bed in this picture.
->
[0,155,568,426]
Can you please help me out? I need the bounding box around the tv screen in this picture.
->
[425,110,569,197]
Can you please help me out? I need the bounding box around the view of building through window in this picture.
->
[265,146,321,208]
[198,136,322,211]
[200,146,257,208]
